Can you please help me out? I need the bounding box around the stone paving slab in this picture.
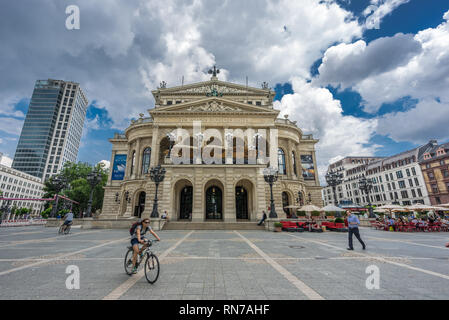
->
[0,226,448,300]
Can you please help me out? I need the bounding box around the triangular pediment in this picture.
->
[150,97,279,115]
[152,79,275,98]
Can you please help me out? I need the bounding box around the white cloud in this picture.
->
[0,0,366,131]
[377,99,449,143]
[98,160,110,170]
[274,78,379,184]
[364,0,410,30]
[316,10,449,113]
[0,154,13,167]
[315,33,421,88]
[0,117,25,136]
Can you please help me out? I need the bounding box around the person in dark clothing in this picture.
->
[346,211,366,250]
[257,211,268,226]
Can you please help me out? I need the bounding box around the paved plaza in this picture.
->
[0,225,448,300]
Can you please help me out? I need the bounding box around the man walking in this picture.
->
[347,210,366,250]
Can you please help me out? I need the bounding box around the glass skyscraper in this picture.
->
[12,79,88,180]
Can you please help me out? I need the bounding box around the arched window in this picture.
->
[282,192,289,215]
[141,148,151,174]
[292,151,297,176]
[278,148,286,175]
[130,151,136,175]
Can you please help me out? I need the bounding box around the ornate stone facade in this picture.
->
[101,75,322,223]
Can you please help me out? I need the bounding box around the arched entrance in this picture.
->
[235,186,248,219]
[180,186,193,220]
[235,179,255,220]
[134,191,146,218]
[173,179,193,221]
[205,181,223,220]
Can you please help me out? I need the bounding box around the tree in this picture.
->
[42,162,109,217]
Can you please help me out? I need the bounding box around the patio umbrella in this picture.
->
[298,204,322,213]
[320,204,345,219]
[283,205,300,218]
[406,203,437,211]
[298,204,322,231]
[320,204,345,212]
[376,204,405,218]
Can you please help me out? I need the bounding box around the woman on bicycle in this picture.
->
[131,219,161,274]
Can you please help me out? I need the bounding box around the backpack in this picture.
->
[129,222,141,236]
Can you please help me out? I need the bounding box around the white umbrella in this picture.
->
[320,205,345,212]
[439,203,449,207]
[431,206,449,211]
[298,204,322,212]
[377,204,404,210]
[406,203,437,211]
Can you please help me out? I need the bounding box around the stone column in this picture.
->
[134,138,141,179]
[287,140,294,179]
[150,126,159,167]
[224,168,236,222]
[192,167,203,222]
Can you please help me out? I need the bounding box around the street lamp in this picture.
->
[325,171,343,217]
[50,175,67,218]
[86,168,102,218]
[359,176,375,218]
[263,166,279,218]
[149,165,166,218]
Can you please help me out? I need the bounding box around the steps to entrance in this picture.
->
[162,221,265,230]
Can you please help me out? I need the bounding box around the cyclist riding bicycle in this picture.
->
[131,218,161,274]
[60,210,74,233]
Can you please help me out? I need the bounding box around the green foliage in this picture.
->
[17,208,30,216]
[335,217,344,223]
[274,222,283,228]
[43,161,109,216]
[58,209,69,217]
[40,207,52,219]
[311,211,320,217]
[297,211,306,217]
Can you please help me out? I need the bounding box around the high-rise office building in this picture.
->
[12,79,88,181]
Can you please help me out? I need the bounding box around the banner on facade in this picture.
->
[301,155,315,180]
[111,154,127,180]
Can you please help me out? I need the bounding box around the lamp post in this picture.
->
[359,176,375,218]
[263,166,279,218]
[325,171,343,217]
[149,165,166,218]
[50,175,67,218]
[86,168,102,218]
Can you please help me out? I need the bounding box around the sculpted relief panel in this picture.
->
[179,84,248,94]
[187,101,242,112]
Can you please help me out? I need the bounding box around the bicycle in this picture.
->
[124,239,160,284]
[58,222,72,235]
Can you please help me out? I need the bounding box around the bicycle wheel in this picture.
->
[124,249,135,275]
[64,225,71,235]
[58,225,64,235]
[144,253,160,284]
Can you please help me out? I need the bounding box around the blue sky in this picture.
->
[1,0,448,184]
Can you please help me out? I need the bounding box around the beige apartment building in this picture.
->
[100,73,322,223]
